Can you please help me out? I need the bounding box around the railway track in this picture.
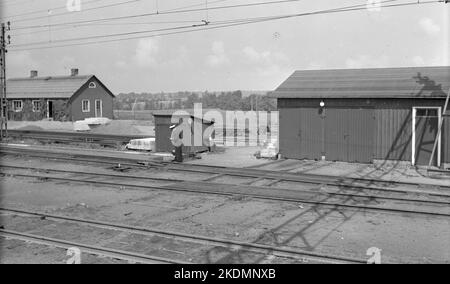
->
[0,207,366,264]
[1,144,449,197]
[164,163,450,195]
[1,163,449,203]
[1,146,449,264]
[7,130,152,147]
[1,164,450,217]
[0,146,164,167]
[0,229,182,264]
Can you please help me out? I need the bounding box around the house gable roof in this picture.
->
[271,66,450,99]
[68,75,116,103]
[6,74,115,99]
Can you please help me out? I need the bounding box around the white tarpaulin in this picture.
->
[126,138,156,151]
[74,117,111,132]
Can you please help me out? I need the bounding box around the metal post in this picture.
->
[320,101,326,160]
[0,45,3,141]
[0,23,7,141]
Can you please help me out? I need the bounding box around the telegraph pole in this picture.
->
[0,21,10,141]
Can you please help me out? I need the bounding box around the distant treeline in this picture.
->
[114,91,277,111]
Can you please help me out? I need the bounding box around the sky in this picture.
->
[0,0,449,93]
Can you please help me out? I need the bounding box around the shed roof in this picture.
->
[152,109,219,124]
[6,75,95,99]
[271,66,450,99]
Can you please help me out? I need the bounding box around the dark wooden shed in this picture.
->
[271,66,450,167]
[152,109,215,155]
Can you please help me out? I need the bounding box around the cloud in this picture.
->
[134,38,160,68]
[345,55,390,69]
[243,46,288,64]
[412,56,426,66]
[243,46,263,62]
[306,62,324,70]
[165,45,190,68]
[8,51,39,76]
[419,18,441,36]
[61,56,76,69]
[366,0,381,12]
[115,60,127,68]
[242,46,290,76]
[206,41,229,67]
[412,55,448,67]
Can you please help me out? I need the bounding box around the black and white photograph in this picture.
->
[0,0,449,268]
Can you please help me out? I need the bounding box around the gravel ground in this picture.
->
[188,147,450,188]
[0,238,128,264]
[8,120,154,136]
[0,155,449,264]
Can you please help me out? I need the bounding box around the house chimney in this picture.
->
[30,70,38,78]
[71,68,79,76]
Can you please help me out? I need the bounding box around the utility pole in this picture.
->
[0,21,11,141]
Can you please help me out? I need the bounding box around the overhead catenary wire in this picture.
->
[0,0,105,20]
[0,0,33,8]
[3,0,145,23]
[11,20,207,37]
[8,0,445,52]
[8,0,230,33]
[9,0,233,35]
[9,0,391,45]
[9,0,436,51]
[10,0,304,29]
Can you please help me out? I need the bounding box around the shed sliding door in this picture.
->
[280,108,322,160]
[325,109,375,163]
[281,107,375,163]
[279,109,301,159]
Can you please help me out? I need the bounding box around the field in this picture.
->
[114,110,155,121]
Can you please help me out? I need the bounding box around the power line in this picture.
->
[0,0,104,20]
[10,0,440,52]
[4,0,144,23]
[7,0,414,49]
[164,0,231,13]
[0,0,32,8]
[10,0,232,34]
[10,0,304,29]
[11,20,207,37]
[10,0,405,47]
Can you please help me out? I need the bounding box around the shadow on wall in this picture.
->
[198,73,449,264]
[347,72,448,181]
[413,72,447,97]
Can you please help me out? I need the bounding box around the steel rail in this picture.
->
[0,148,163,167]
[0,164,180,183]
[2,171,450,218]
[0,229,184,264]
[1,143,445,191]
[7,130,154,149]
[2,146,449,196]
[7,129,153,142]
[1,164,449,205]
[0,207,365,264]
[165,164,450,192]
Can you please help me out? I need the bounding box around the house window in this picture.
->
[32,100,42,112]
[82,100,90,112]
[89,82,97,89]
[13,100,23,112]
